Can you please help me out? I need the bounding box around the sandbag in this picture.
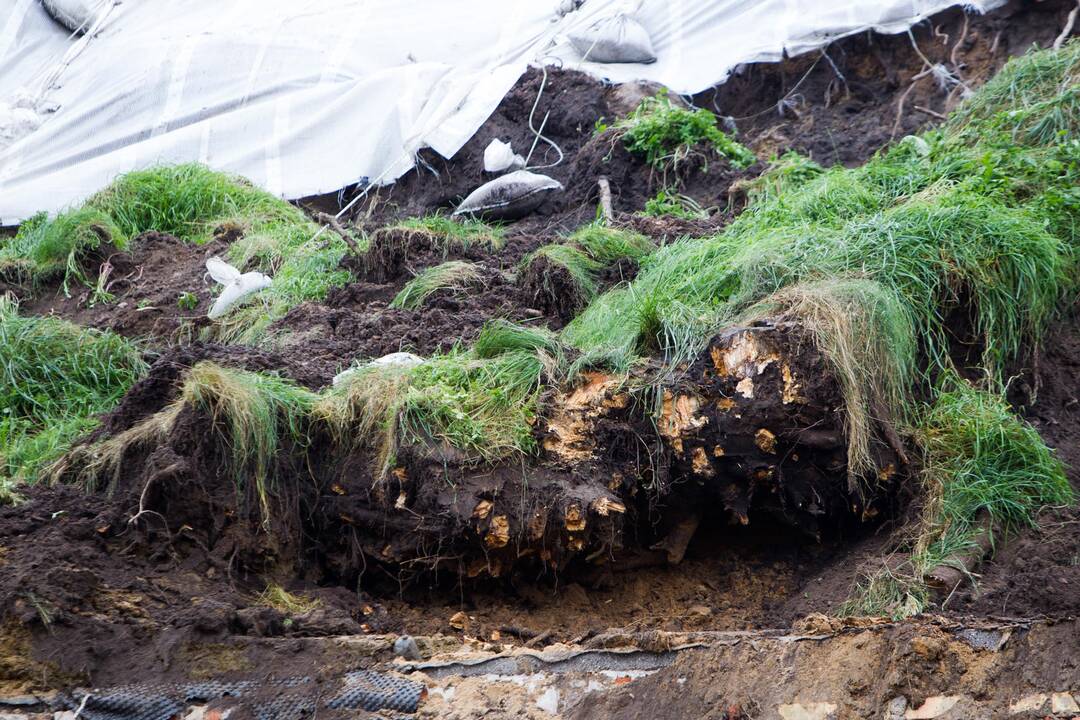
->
[568,13,656,64]
[483,138,525,173]
[333,352,425,386]
[40,0,99,34]
[453,170,563,221]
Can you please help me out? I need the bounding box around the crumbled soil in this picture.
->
[20,231,227,342]
[2,1,1079,712]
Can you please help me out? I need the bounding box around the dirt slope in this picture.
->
[1,2,1079,717]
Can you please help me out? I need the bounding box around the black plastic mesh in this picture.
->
[326,670,426,713]
[55,669,423,720]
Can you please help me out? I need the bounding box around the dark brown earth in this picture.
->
[20,230,228,343]
[1,0,1079,708]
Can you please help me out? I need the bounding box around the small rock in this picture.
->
[1052,693,1080,714]
[905,695,961,719]
[884,696,907,720]
[535,687,559,715]
[293,606,362,636]
[393,635,422,661]
[688,605,712,618]
[1008,694,1047,714]
[793,613,842,635]
[449,611,468,630]
[778,702,838,720]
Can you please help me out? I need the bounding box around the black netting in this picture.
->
[55,669,423,720]
[326,670,426,713]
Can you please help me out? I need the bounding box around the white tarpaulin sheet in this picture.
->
[0,0,1003,224]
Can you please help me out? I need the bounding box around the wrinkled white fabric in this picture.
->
[0,0,1004,224]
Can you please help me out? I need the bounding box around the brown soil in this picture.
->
[2,1,1079,715]
[20,230,228,342]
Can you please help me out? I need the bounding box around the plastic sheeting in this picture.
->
[0,0,1004,224]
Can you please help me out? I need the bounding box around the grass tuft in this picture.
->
[523,244,604,304]
[390,261,484,310]
[732,151,825,205]
[394,214,505,251]
[641,188,709,219]
[257,584,321,615]
[843,377,1072,618]
[178,362,316,525]
[318,320,562,476]
[566,223,654,264]
[5,164,352,342]
[0,297,147,490]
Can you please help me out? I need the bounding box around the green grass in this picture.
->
[522,223,655,318]
[732,151,825,205]
[614,92,755,173]
[0,297,147,492]
[390,260,483,310]
[563,44,1080,609]
[3,164,352,342]
[257,584,321,614]
[567,223,654,264]
[641,188,709,219]
[63,360,316,525]
[842,377,1071,618]
[523,244,605,304]
[318,320,561,477]
[394,214,505,251]
[568,44,1080,383]
[0,209,123,293]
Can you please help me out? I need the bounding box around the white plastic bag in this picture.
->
[568,13,656,64]
[205,256,272,320]
[483,139,525,173]
[453,170,563,221]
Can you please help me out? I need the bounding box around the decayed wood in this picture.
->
[926,512,996,595]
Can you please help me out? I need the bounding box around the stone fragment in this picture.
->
[905,696,961,719]
[778,702,838,720]
[1051,692,1080,714]
[1008,694,1047,714]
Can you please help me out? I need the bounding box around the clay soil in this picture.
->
[2,1,1079,715]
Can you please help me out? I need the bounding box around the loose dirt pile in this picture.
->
[1,3,1079,718]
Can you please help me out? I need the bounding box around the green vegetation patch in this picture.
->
[563,43,1080,612]
[390,260,484,310]
[614,93,755,172]
[641,188,710,219]
[319,320,561,477]
[0,298,147,495]
[842,378,1071,619]
[393,214,506,251]
[521,223,655,319]
[2,164,352,343]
